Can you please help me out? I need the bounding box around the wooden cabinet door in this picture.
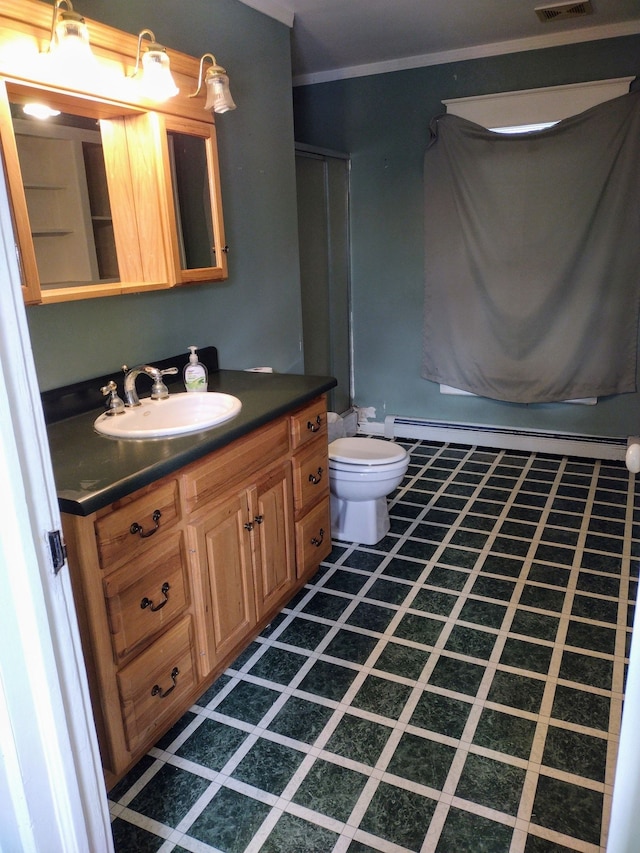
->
[250,461,296,620]
[188,491,256,676]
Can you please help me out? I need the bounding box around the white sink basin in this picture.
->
[94,392,242,439]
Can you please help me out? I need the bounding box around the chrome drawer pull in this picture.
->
[311,528,325,547]
[130,509,162,538]
[254,515,264,524]
[308,467,323,485]
[307,415,322,432]
[151,666,179,699]
[140,581,170,612]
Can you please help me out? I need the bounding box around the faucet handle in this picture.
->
[150,366,178,400]
[100,380,125,416]
[151,378,169,399]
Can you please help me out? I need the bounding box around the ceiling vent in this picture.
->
[535,1,594,22]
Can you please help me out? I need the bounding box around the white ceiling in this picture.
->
[237,0,640,85]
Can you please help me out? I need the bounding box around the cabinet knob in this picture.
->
[130,509,162,538]
[244,521,254,531]
[151,666,179,699]
[140,581,170,612]
[307,415,322,432]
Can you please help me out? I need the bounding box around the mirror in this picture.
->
[163,116,227,284]
[11,105,119,291]
[168,131,216,270]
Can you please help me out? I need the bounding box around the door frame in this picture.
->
[295,142,353,413]
[0,150,112,851]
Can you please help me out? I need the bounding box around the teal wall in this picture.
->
[25,0,303,389]
[294,37,640,438]
[18,5,640,440]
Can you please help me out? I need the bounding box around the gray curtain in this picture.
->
[422,89,640,404]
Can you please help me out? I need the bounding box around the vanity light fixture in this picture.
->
[190,53,236,114]
[130,29,179,102]
[47,0,94,70]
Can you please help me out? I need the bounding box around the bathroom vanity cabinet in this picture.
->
[59,394,331,788]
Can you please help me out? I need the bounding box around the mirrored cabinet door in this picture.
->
[162,116,228,284]
[13,113,119,292]
[0,85,40,305]
[0,81,128,303]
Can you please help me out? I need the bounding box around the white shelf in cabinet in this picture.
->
[32,228,74,236]
[23,182,66,190]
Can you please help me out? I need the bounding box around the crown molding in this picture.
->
[292,19,640,86]
[233,2,640,86]
[235,0,294,28]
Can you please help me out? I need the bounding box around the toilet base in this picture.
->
[330,494,390,545]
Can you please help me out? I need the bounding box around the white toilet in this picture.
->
[328,437,410,545]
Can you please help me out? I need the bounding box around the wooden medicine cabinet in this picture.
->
[0,0,228,305]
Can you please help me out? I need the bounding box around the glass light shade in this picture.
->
[204,71,236,113]
[51,11,94,71]
[141,48,179,101]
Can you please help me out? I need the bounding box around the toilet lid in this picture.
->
[329,437,408,465]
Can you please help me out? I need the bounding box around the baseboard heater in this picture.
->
[362,416,628,461]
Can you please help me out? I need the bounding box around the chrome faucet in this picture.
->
[121,364,178,407]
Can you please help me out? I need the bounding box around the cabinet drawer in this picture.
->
[292,440,329,515]
[290,397,327,450]
[103,530,190,662]
[95,479,180,572]
[296,497,331,579]
[182,416,289,513]
[117,616,197,754]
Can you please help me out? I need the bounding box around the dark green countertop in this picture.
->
[48,369,336,517]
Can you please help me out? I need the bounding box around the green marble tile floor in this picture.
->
[109,440,639,852]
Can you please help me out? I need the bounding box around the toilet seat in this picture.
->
[329,437,407,466]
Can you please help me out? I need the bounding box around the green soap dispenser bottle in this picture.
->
[184,346,208,392]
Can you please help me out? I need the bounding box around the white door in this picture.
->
[0,151,112,852]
